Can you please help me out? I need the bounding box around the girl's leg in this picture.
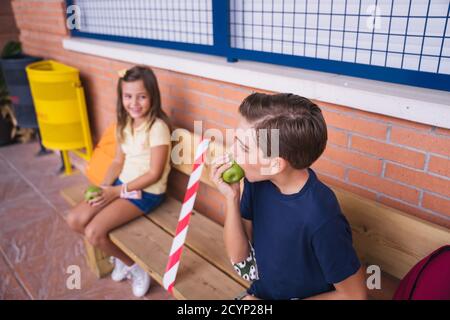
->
[66,200,109,234]
[84,199,144,266]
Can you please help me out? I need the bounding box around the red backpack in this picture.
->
[393,245,450,300]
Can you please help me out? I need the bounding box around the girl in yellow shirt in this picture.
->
[66,66,171,297]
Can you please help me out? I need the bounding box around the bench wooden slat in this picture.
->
[147,197,249,288]
[333,186,450,280]
[109,217,245,300]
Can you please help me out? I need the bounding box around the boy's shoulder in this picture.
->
[310,172,339,205]
[307,171,347,234]
[310,175,341,211]
[249,168,338,205]
[247,169,343,227]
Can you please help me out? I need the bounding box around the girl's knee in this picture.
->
[66,210,84,233]
[84,224,108,247]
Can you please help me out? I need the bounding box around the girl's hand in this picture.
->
[210,154,240,201]
[88,185,121,207]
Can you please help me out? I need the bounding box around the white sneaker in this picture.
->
[128,264,151,297]
[110,257,130,282]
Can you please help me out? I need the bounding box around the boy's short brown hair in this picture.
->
[239,93,327,170]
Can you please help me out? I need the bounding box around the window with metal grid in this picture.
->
[67,0,450,91]
[73,0,213,45]
[230,0,449,75]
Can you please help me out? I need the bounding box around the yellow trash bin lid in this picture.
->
[26,60,80,83]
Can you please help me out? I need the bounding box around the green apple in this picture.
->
[222,161,245,184]
[84,185,102,201]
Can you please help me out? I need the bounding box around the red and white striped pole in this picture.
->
[163,138,210,294]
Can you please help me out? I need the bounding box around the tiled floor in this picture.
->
[0,141,172,300]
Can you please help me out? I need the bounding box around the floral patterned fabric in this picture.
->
[231,242,259,282]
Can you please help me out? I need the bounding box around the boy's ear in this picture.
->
[274,157,288,174]
[265,157,287,175]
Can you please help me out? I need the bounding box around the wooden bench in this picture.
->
[61,128,450,300]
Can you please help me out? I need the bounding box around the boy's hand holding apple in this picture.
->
[210,153,244,202]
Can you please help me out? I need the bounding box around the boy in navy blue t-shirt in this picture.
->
[211,93,367,300]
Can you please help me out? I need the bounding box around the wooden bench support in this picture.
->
[83,238,114,278]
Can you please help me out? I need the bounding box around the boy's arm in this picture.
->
[210,155,250,263]
[224,196,251,263]
[242,218,253,244]
[304,267,367,300]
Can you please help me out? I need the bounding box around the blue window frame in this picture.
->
[66,0,450,92]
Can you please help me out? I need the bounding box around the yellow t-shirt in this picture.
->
[119,118,171,194]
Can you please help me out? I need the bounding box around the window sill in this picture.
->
[63,37,450,129]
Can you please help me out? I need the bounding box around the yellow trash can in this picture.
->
[26,60,93,175]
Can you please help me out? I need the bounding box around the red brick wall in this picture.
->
[12,0,450,228]
[0,0,19,50]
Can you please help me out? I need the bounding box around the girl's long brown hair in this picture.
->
[116,66,171,143]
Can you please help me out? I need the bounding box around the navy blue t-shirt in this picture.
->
[240,168,361,300]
